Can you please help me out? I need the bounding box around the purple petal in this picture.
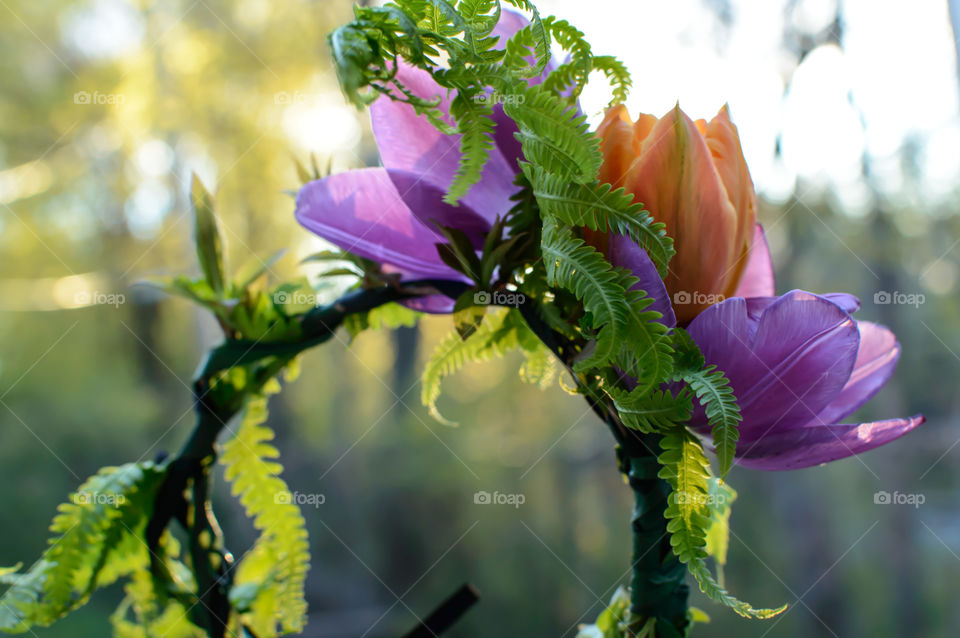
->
[369,62,519,224]
[732,415,924,471]
[386,169,492,245]
[687,290,859,439]
[491,103,523,172]
[734,224,775,298]
[821,293,861,315]
[815,321,901,425]
[608,234,675,326]
[295,168,458,278]
[400,295,455,314]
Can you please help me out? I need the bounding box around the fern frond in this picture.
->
[502,13,551,78]
[0,463,164,632]
[608,387,691,433]
[518,341,557,388]
[591,55,632,106]
[540,218,634,371]
[221,396,310,635]
[689,561,787,620]
[504,85,601,183]
[657,427,711,565]
[421,308,521,424]
[684,366,741,477]
[445,92,496,205]
[524,165,674,276]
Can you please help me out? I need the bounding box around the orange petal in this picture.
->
[633,113,659,149]
[705,104,758,296]
[629,105,739,323]
[596,105,637,188]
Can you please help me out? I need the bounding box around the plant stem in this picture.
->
[621,446,689,636]
[147,279,468,637]
[516,302,689,634]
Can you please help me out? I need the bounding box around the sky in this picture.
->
[54,0,960,217]
[541,0,960,211]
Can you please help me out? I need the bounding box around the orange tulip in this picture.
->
[589,104,757,324]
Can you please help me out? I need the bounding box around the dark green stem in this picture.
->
[620,446,689,636]
[517,302,689,634]
[146,278,469,637]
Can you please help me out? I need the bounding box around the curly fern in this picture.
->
[220,396,310,636]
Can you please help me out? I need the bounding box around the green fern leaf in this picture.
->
[504,85,601,183]
[591,55,632,106]
[540,218,633,371]
[682,366,742,478]
[221,396,310,636]
[0,463,164,632]
[689,561,787,620]
[445,91,496,205]
[657,427,711,565]
[523,165,674,276]
[421,308,521,424]
[608,388,692,433]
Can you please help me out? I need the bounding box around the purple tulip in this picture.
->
[630,225,924,470]
[295,10,548,312]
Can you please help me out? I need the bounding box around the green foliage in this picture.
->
[343,302,422,338]
[0,463,165,633]
[540,218,633,370]
[658,426,711,565]
[575,586,630,638]
[328,0,633,202]
[506,86,601,183]
[609,388,692,433]
[524,166,674,276]
[659,428,786,620]
[704,478,736,568]
[220,395,311,636]
[421,308,529,424]
[447,92,497,204]
[689,561,788,620]
[685,367,742,478]
[191,175,227,297]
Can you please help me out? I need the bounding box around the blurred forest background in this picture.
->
[1,0,959,636]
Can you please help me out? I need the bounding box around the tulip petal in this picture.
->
[370,62,518,223]
[734,225,775,298]
[705,105,757,289]
[386,170,492,246]
[686,290,859,439]
[607,234,676,326]
[815,321,901,425]
[732,415,924,471]
[295,168,458,278]
[597,105,636,188]
[627,106,740,323]
[820,292,861,315]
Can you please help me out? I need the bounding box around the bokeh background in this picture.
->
[1,0,958,635]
